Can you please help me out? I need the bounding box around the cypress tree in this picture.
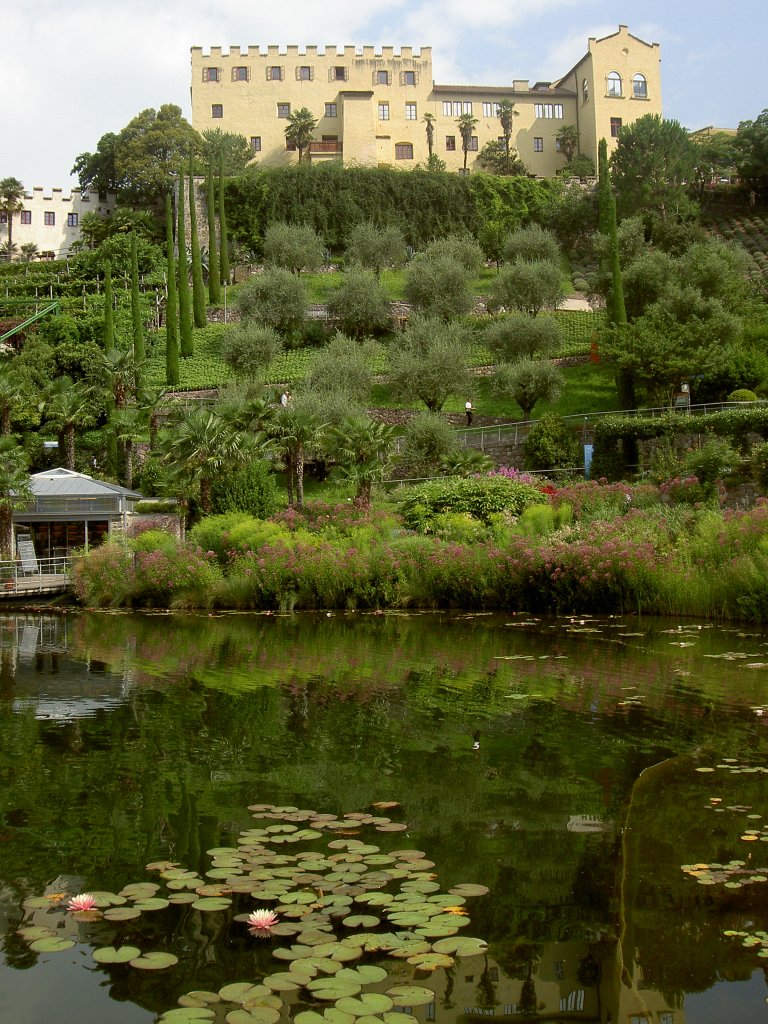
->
[206,162,221,304]
[130,232,145,397]
[177,173,194,358]
[189,151,206,328]
[599,138,634,408]
[103,258,114,353]
[218,149,230,286]
[165,193,180,387]
[597,138,614,323]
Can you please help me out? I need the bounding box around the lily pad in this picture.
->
[432,936,488,956]
[306,978,362,1000]
[30,937,76,953]
[447,883,489,898]
[192,897,232,912]
[159,1010,216,1022]
[225,1010,281,1024]
[335,993,394,1017]
[342,915,380,929]
[386,985,435,1006]
[17,926,55,940]
[104,906,142,921]
[294,1012,355,1024]
[219,984,266,1004]
[335,966,388,985]
[263,972,306,992]
[406,952,454,970]
[129,951,179,970]
[134,897,170,911]
[93,945,142,964]
[178,991,222,1007]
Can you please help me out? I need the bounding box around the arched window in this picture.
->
[632,73,647,99]
[607,71,622,97]
[582,77,589,103]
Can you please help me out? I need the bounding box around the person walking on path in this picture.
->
[465,400,473,427]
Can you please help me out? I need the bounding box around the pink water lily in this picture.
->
[247,908,278,935]
[67,893,97,912]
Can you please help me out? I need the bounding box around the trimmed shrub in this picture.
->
[523,414,582,471]
[210,459,280,518]
[396,476,543,532]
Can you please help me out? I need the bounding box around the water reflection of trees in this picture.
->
[2,613,768,1019]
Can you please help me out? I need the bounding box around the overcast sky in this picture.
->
[4,0,765,192]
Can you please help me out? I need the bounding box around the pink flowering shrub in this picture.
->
[72,542,135,607]
[132,547,223,608]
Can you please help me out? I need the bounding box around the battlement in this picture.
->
[192,44,432,61]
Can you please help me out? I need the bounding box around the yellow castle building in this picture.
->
[190,25,661,176]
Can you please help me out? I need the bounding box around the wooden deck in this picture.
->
[1,555,71,599]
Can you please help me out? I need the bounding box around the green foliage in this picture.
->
[514,502,573,537]
[345,221,406,276]
[164,193,179,386]
[734,108,768,192]
[396,476,543,531]
[131,529,179,555]
[503,225,560,265]
[210,459,280,517]
[477,140,528,176]
[389,315,473,411]
[399,410,459,476]
[592,407,768,481]
[487,259,564,316]
[422,234,485,275]
[302,332,375,400]
[235,268,308,335]
[199,128,252,176]
[610,114,699,228]
[404,255,475,320]
[682,436,742,490]
[523,413,582,471]
[326,268,392,337]
[262,221,324,274]
[484,312,561,362]
[728,389,759,402]
[221,323,282,379]
[430,511,488,543]
[749,441,768,489]
[177,173,193,358]
[493,359,564,421]
[224,163,560,252]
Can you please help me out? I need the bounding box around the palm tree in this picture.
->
[0,437,31,559]
[266,406,327,507]
[457,113,479,173]
[93,347,140,411]
[423,113,436,160]
[110,406,146,489]
[330,417,396,507]
[0,363,34,435]
[19,242,39,263]
[497,101,519,174]
[284,107,318,164]
[555,124,580,164]
[158,406,253,514]
[43,377,95,470]
[137,384,170,450]
[0,177,25,254]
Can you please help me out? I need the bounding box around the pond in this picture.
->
[2,609,768,1024]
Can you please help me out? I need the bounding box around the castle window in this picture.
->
[453,101,462,117]
[401,70,416,86]
[211,104,223,118]
[44,212,55,226]
[332,66,347,81]
[442,101,452,116]
[607,71,622,97]
[533,137,543,152]
[482,102,494,117]
[277,103,291,118]
[582,78,589,103]
[375,70,391,85]
[67,212,78,227]
[405,102,417,120]
[251,136,261,152]
[378,102,390,121]
[232,66,249,82]
[632,73,648,98]
[297,65,313,81]
[267,66,284,81]
[445,136,456,151]
[203,67,220,82]
[610,117,622,137]
[21,211,31,224]
[534,103,564,118]
[325,103,338,118]
[395,143,414,160]
[468,136,478,151]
